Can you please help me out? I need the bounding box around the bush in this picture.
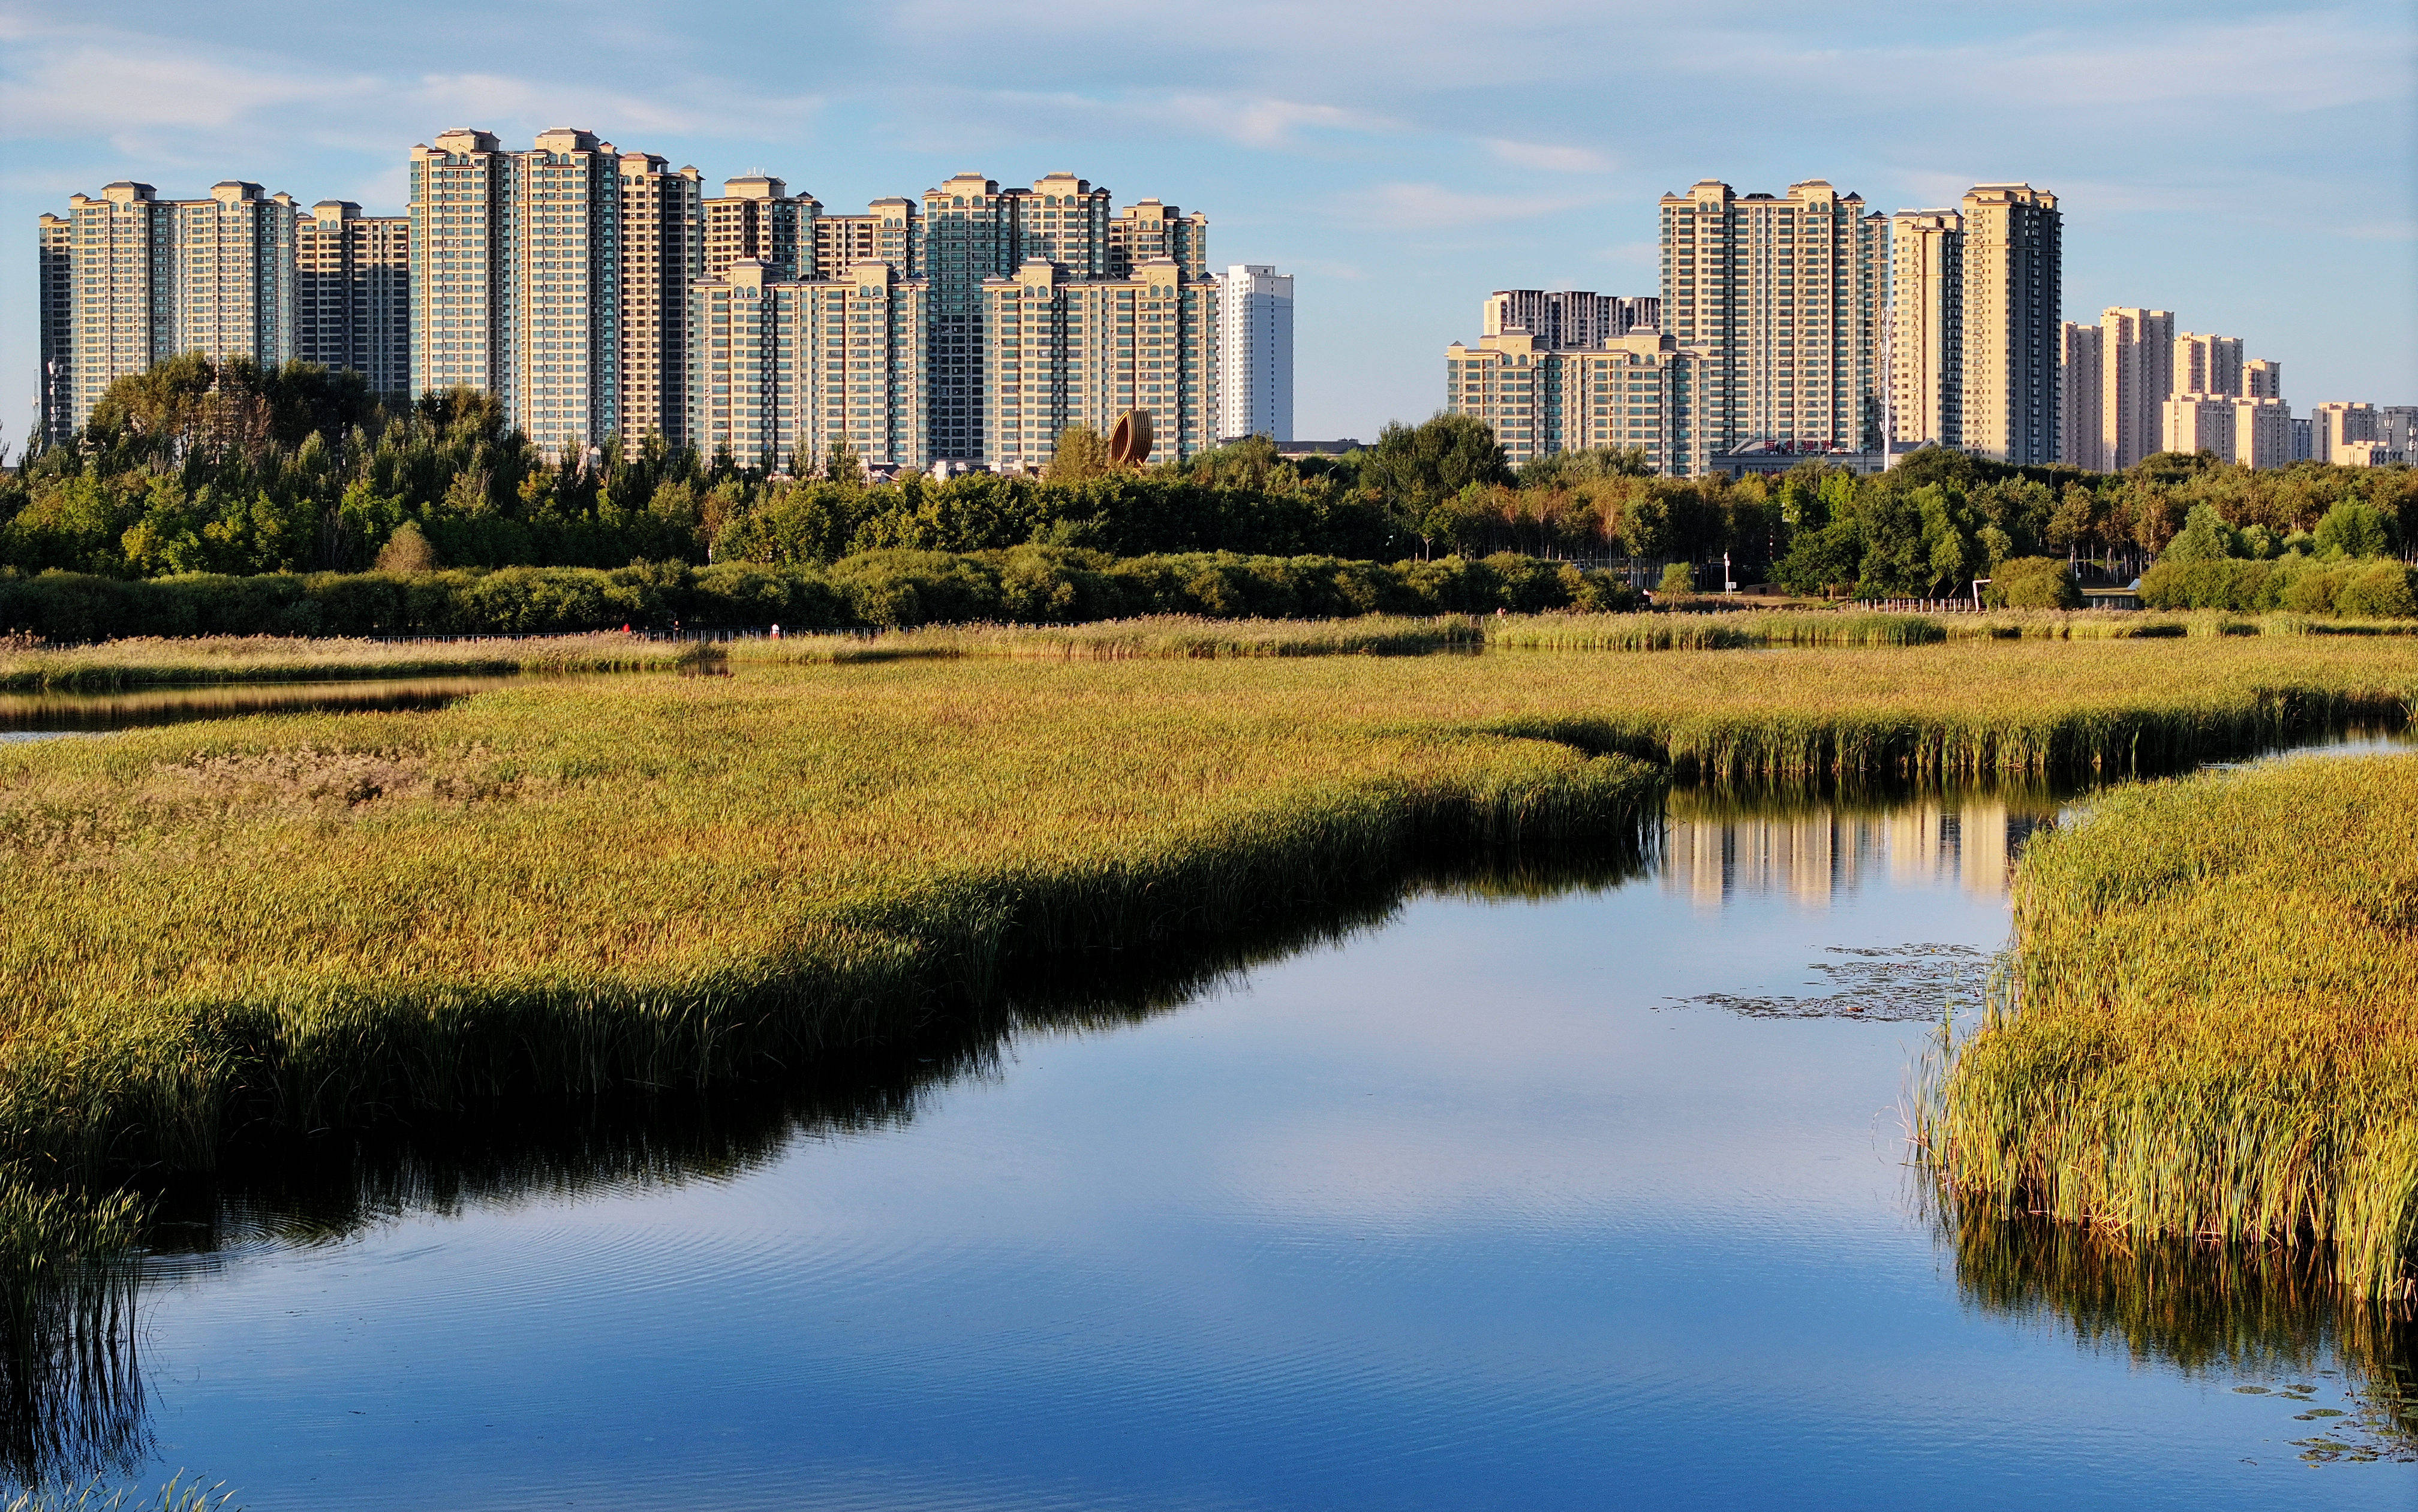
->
[1986,557,2082,610]
[0,550,1640,640]
[2335,562,2418,619]
[1659,562,1697,595]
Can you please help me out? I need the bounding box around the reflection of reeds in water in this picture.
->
[1661,788,2060,908]
[1941,1198,2418,1462]
[48,836,1656,1465]
[0,1184,150,1487]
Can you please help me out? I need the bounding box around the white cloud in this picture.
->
[1485,138,1615,174]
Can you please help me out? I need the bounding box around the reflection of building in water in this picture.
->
[1662,799,2053,908]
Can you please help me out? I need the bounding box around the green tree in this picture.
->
[1363,414,1511,555]
[2160,503,2243,564]
[2314,499,2394,559]
[1046,424,1112,484]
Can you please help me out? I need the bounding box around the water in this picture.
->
[26,771,2418,1507]
[0,678,534,743]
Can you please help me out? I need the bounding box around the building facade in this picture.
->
[2097,306,2175,471]
[1954,184,2061,465]
[409,128,702,452]
[2243,358,2282,400]
[296,201,410,399]
[981,257,1217,472]
[1444,329,1706,477]
[1217,264,1293,442]
[2311,401,2378,462]
[61,180,297,433]
[703,176,810,281]
[37,213,71,444]
[2173,332,2243,397]
[1482,290,1658,350]
[1108,200,1208,281]
[2057,321,2104,469]
[1887,210,1963,450]
[2163,393,2291,469]
[1659,179,1887,456]
[687,258,930,472]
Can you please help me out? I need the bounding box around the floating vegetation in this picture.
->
[1671,944,1990,1021]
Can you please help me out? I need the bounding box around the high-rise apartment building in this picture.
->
[2173,332,2243,397]
[59,180,297,432]
[703,176,810,280]
[922,174,1025,464]
[2097,307,2174,471]
[1218,264,1293,443]
[809,198,919,282]
[1482,290,1658,351]
[981,257,1217,472]
[1108,200,1208,281]
[2057,322,2103,469]
[2243,358,2282,400]
[296,201,410,400]
[1887,210,1962,449]
[37,213,71,445]
[1445,327,1706,477]
[687,258,929,472]
[2163,393,2291,469]
[2311,401,2378,462]
[408,128,700,451]
[1954,184,2060,465]
[1658,179,1887,455]
[2380,406,2418,456]
[619,153,705,445]
[409,130,514,402]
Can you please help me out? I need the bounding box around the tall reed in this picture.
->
[1923,752,2418,1301]
[0,634,702,692]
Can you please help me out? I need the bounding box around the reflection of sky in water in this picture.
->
[124,804,2415,1510]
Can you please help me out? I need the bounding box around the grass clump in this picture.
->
[1487,611,1943,650]
[1924,752,2418,1302]
[0,634,700,692]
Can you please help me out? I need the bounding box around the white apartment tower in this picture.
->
[1217,264,1293,442]
[59,180,297,432]
[2174,332,2243,397]
[1659,179,1888,455]
[296,201,410,399]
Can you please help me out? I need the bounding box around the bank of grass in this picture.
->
[732,615,1485,664]
[0,633,702,692]
[1925,752,2418,1302]
[3,637,2418,1250]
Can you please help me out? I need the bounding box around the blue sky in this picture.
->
[6,0,2412,444]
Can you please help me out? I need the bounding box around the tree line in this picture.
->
[7,356,2412,607]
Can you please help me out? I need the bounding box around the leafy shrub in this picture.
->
[1985,557,2082,610]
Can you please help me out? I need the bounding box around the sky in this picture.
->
[5,0,2413,444]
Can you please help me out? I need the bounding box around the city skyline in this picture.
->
[7,1,2413,446]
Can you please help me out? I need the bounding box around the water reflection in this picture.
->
[1946,1204,2418,1464]
[1662,790,2061,906]
[1,842,1653,1486]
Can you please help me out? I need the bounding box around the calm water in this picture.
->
[26,767,2418,1506]
[0,677,533,742]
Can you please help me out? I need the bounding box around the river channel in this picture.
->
[13,716,2418,1508]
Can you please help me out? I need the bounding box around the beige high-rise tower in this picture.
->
[37,213,71,445]
[619,152,704,445]
[1888,210,1963,449]
[296,201,410,400]
[703,176,813,281]
[1660,179,1888,455]
[2058,323,2104,469]
[1956,184,2061,465]
[60,180,296,433]
[2098,306,2175,471]
[2173,332,2243,397]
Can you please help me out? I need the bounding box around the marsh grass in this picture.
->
[1,1478,234,1512]
[730,615,1483,665]
[1924,752,2418,1302]
[0,637,2414,1281]
[0,634,702,692]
